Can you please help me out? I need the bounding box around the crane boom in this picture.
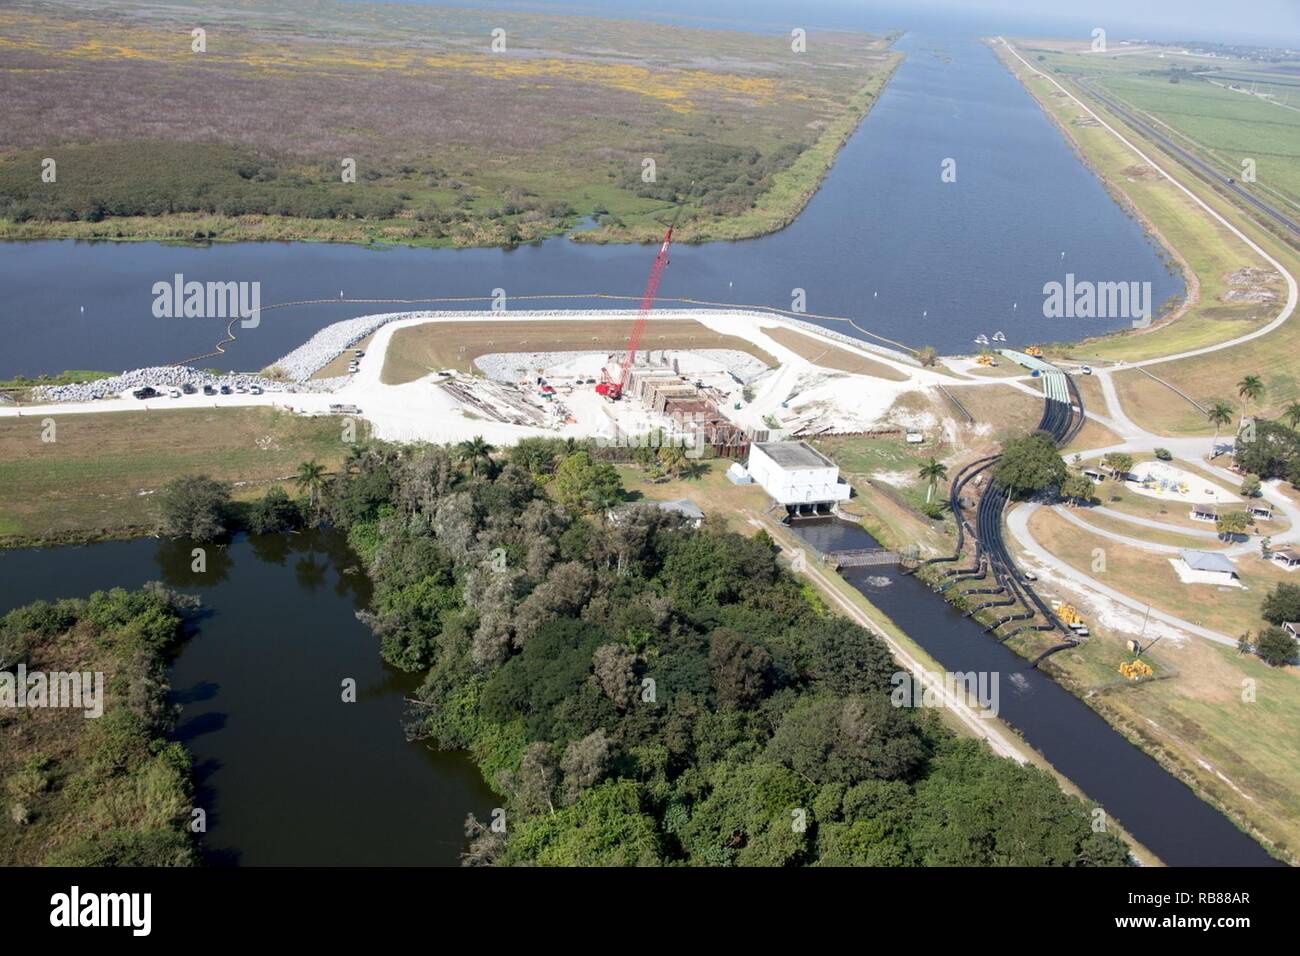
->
[596,203,685,401]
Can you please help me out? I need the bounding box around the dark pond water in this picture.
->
[790,517,1278,867]
[0,532,494,866]
[0,32,1182,377]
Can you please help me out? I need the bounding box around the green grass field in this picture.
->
[1095,74,1300,208]
[0,407,350,543]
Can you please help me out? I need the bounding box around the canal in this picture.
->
[0,32,1180,376]
[0,533,495,866]
[789,516,1277,866]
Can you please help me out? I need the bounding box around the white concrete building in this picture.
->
[746,441,851,513]
[1170,549,1242,587]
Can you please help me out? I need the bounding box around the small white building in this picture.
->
[726,461,754,485]
[746,441,851,514]
[1272,548,1300,571]
[1170,549,1241,587]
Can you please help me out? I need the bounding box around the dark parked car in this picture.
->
[182,383,197,395]
[203,385,216,396]
[219,385,232,395]
[132,387,158,400]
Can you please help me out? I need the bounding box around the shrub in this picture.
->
[156,475,231,541]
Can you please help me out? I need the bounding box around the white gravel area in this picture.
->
[473,348,767,382]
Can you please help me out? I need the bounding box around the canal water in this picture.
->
[0,533,495,866]
[0,32,1181,377]
[789,517,1277,867]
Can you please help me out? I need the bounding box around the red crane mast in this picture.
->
[596,203,685,401]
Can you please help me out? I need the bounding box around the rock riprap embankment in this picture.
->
[31,367,327,403]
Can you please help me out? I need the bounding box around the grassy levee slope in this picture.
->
[0,407,349,544]
[0,0,900,249]
[758,325,910,380]
[1000,41,1300,436]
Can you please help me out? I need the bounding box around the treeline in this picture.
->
[1234,417,1300,485]
[619,140,807,218]
[0,143,574,240]
[296,436,1128,866]
[0,585,199,866]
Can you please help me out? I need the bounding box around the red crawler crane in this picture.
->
[595,204,685,401]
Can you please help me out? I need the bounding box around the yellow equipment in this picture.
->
[975,353,997,366]
[1025,345,1044,357]
[1057,603,1084,626]
[1119,659,1154,680]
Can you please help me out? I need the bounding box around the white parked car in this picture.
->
[1081,366,1093,375]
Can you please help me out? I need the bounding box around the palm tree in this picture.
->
[681,460,707,482]
[1237,375,1264,418]
[1206,400,1233,457]
[1284,400,1300,431]
[918,457,948,504]
[455,436,496,477]
[916,345,939,367]
[295,460,327,516]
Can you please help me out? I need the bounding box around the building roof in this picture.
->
[1180,550,1237,574]
[752,441,835,470]
[1274,548,1300,561]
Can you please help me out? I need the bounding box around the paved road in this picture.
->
[1078,76,1300,238]
[1007,504,1238,648]
[995,41,1300,648]
[1053,505,1188,554]
[1085,505,1222,540]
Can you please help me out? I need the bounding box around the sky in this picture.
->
[890,0,1300,44]
[420,0,1300,46]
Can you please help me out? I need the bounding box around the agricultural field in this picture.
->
[379,318,777,383]
[1024,39,1300,208]
[998,39,1300,434]
[0,406,350,543]
[0,0,900,248]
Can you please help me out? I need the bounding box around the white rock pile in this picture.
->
[31,366,306,403]
[267,311,412,381]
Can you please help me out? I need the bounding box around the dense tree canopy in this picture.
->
[314,439,1129,867]
[1,586,198,865]
[1235,418,1300,480]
